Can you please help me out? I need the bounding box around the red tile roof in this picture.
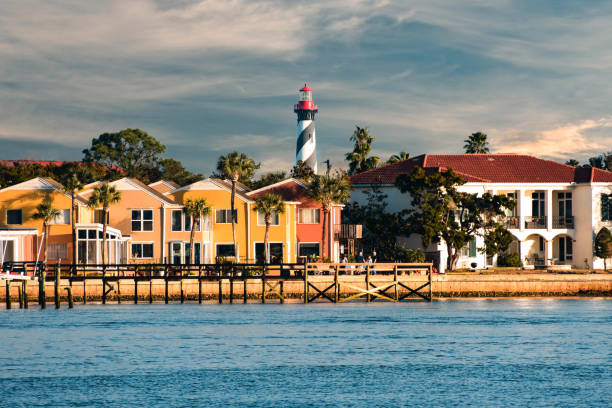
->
[247,178,342,207]
[350,154,612,185]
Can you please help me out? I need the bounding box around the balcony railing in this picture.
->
[505,216,520,229]
[553,216,574,229]
[525,216,546,229]
[334,224,363,239]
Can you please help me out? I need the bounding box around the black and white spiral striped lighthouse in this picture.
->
[294,83,318,174]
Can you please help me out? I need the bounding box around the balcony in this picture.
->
[505,216,520,229]
[553,216,574,229]
[334,224,363,239]
[525,216,546,229]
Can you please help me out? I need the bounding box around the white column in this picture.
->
[546,239,554,266]
[519,240,530,266]
[518,189,526,231]
[546,189,553,231]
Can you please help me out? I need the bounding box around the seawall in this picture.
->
[2,273,612,305]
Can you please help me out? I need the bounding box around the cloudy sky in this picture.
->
[1,0,611,176]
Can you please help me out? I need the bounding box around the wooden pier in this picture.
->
[1,262,433,308]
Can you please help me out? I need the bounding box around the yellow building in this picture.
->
[0,177,95,264]
[169,178,298,263]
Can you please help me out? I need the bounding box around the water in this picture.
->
[1,300,611,407]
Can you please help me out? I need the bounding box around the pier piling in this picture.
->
[55,265,61,309]
[5,280,11,309]
[23,281,28,309]
[65,287,74,308]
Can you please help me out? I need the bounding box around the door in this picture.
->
[558,237,566,262]
[269,243,283,264]
[171,242,182,265]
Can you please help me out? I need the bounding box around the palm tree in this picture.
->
[253,193,285,264]
[32,198,61,264]
[387,151,410,164]
[62,173,84,264]
[87,182,121,265]
[216,152,259,261]
[183,198,212,264]
[464,132,490,153]
[307,173,351,260]
[346,126,380,175]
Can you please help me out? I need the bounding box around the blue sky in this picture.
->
[1,0,611,176]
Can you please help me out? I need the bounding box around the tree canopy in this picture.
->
[345,126,380,175]
[291,160,316,182]
[249,171,287,190]
[594,227,612,270]
[387,151,409,164]
[464,131,490,154]
[396,167,514,270]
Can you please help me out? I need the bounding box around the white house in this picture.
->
[350,154,612,272]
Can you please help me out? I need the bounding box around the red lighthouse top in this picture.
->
[295,83,318,112]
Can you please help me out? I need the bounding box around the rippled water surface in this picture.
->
[1,300,611,407]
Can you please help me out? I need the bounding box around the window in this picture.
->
[216,209,237,224]
[216,244,235,257]
[257,211,280,226]
[50,209,70,225]
[506,192,517,217]
[602,194,612,221]
[558,192,572,218]
[6,209,22,225]
[460,239,477,257]
[94,210,108,224]
[255,242,283,263]
[131,210,153,232]
[171,210,182,231]
[298,243,320,257]
[132,243,154,259]
[532,192,545,217]
[48,243,68,259]
[298,208,320,224]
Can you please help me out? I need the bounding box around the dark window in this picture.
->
[539,237,544,252]
[215,209,237,224]
[532,192,545,217]
[171,210,182,231]
[6,209,22,225]
[132,210,153,231]
[298,243,320,257]
[602,194,612,221]
[216,244,235,257]
[132,243,153,258]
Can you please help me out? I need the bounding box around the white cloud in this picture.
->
[493,118,612,159]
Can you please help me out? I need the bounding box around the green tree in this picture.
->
[307,173,352,259]
[87,182,121,265]
[82,128,166,183]
[62,173,84,264]
[396,167,514,271]
[253,193,285,264]
[216,152,260,260]
[345,126,380,175]
[158,158,202,186]
[291,160,316,182]
[183,198,211,264]
[483,225,514,257]
[33,197,61,263]
[387,151,410,164]
[565,159,580,167]
[594,227,612,271]
[249,171,287,190]
[464,131,490,154]
[586,152,612,171]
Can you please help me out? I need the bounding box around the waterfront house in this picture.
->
[79,178,181,264]
[247,178,345,262]
[0,177,110,265]
[169,178,252,262]
[350,154,612,272]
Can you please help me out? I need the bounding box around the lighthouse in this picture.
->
[294,83,318,174]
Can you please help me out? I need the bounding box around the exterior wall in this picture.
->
[589,184,612,269]
[0,188,80,262]
[350,181,612,271]
[249,203,297,263]
[171,186,250,262]
[79,181,176,264]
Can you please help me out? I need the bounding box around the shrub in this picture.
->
[497,253,523,268]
